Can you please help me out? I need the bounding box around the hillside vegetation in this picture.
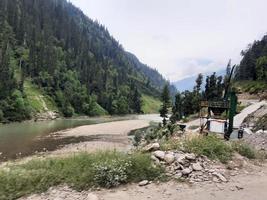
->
[141,95,161,114]
[235,35,267,85]
[0,0,171,122]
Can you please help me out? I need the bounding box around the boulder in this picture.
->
[174,172,183,179]
[151,155,160,165]
[139,180,149,186]
[164,153,175,164]
[144,143,160,152]
[182,168,192,175]
[153,151,165,160]
[185,153,196,160]
[175,153,186,164]
[192,162,203,171]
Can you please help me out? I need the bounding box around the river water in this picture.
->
[0,116,137,161]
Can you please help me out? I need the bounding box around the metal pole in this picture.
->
[224,91,237,140]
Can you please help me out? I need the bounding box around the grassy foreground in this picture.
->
[0,152,163,200]
[160,134,262,163]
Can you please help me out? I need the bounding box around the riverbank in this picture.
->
[49,120,150,156]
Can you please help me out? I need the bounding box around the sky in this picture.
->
[70,0,267,82]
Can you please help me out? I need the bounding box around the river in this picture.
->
[0,114,161,161]
[0,116,131,161]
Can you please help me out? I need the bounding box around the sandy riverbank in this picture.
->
[48,120,150,156]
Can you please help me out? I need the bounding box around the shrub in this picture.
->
[232,142,256,159]
[0,151,162,199]
[93,160,132,188]
[184,135,233,163]
[63,104,74,117]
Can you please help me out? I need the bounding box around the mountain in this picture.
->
[0,0,171,122]
[173,70,225,92]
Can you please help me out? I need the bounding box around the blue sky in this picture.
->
[70,0,267,81]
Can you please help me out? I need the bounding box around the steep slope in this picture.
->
[0,0,171,122]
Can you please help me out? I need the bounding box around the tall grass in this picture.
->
[0,151,163,200]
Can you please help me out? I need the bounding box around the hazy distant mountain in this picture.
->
[173,70,225,92]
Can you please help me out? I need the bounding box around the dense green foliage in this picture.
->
[235,35,267,82]
[0,151,163,200]
[171,71,227,121]
[159,85,171,126]
[0,0,171,122]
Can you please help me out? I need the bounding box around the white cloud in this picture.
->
[70,0,267,81]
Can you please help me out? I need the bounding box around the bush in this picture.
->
[232,142,256,159]
[184,135,233,163]
[93,159,132,188]
[63,104,74,117]
[0,151,162,199]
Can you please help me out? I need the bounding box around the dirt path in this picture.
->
[234,101,266,128]
[21,163,267,200]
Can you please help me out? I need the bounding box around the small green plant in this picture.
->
[93,160,132,188]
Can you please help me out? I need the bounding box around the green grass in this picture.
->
[160,134,263,163]
[160,135,234,163]
[183,135,234,163]
[0,151,163,200]
[24,80,58,113]
[232,142,256,159]
[141,95,161,114]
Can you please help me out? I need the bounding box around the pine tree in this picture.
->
[170,92,183,123]
[160,85,171,126]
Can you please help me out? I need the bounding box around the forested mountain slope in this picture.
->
[235,35,267,82]
[0,0,172,122]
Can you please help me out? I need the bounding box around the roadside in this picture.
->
[21,163,267,200]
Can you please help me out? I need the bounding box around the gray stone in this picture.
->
[213,172,227,182]
[185,153,196,160]
[174,172,183,179]
[182,168,192,175]
[151,155,160,164]
[192,162,203,171]
[153,151,165,160]
[144,143,160,152]
[175,153,186,164]
[139,180,149,186]
[164,153,175,164]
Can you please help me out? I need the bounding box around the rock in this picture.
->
[153,151,165,160]
[139,180,149,186]
[192,162,203,171]
[174,172,183,179]
[144,143,160,152]
[151,155,160,164]
[185,153,196,160]
[182,168,192,175]
[164,153,175,164]
[212,172,227,182]
[235,185,244,190]
[87,193,99,200]
[175,153,186,164]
